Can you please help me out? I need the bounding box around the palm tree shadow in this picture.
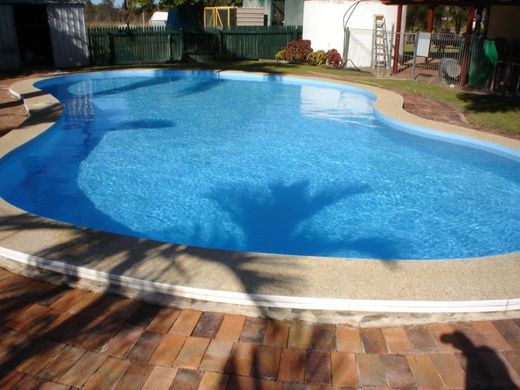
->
[0,71,406,389]
[207,180,400,260]
[441,331,519,389]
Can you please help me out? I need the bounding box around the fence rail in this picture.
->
[87,25,302,66]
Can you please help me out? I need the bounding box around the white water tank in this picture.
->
[149,11,168,26]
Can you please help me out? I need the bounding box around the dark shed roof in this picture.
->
[0,0,85,5]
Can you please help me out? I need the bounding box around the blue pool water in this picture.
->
[0,70,519,260]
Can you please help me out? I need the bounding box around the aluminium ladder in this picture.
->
[372,15,390,69]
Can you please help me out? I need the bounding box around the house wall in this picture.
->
[303,0,405,56]
[0,4,21,70]
[243,0,273,25]
[47,3,88,67]
[487,5,520,39]
[236,7,265,26]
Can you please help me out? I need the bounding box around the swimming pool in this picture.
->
[0,70,519,260]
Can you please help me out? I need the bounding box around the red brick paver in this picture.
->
[215,315,246,342]
[174,336,211,369]
[0,268,519,389]
[149,334,186,366]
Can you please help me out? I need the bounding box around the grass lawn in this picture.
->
[371,79,520,136]
[167,61,520,136]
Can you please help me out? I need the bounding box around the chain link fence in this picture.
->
[344,28,520,96]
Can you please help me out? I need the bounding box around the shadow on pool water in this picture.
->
[206,180,400,260]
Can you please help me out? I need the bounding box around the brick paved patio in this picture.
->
[0,268,519,389]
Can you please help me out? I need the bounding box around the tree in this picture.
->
[158,0,242,8]
[446,6,469,34]
[406,4,469,34]
[84,0,97,23]
[126,0,156,26]
[98,0,118,22]
[128,0,156,15]
[406,5,427,32]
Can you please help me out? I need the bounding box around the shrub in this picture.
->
[275,49,286,61]
[284,39,313,64]
[326,49,342,67]
[307,50,326,66]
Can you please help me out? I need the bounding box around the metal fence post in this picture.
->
[387,25,394,71]
[343,27,350,68]
[411,32,418,79]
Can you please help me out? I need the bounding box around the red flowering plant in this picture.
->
[326,49,342,67]
[284,40,313,64]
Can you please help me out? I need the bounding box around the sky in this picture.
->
[92,0,125,7]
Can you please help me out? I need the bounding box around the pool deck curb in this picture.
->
[1,70,519,324]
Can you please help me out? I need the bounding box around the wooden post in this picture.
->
[483,6,491,36]
[427,6,435,33]
[474,7,483,35]
[465,6,475,35]
[392,4,403,75]
[460,7,475,87]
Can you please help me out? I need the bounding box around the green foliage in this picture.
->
[306,50,326,66]
[129,0,155,11]
[406,5,428,32]
[284,39,313,64]
[406,5,469,33]
[159,0,242,7]
[275,49,286,61]
[86,0,122,24]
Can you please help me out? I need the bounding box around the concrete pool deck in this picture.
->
[0,71,519,324]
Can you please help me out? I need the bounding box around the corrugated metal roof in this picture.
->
[48,3,89,67]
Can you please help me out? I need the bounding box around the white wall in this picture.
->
[487,5,520,39]
[303,0,405,59]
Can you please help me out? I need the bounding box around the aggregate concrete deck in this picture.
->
[1,72,519,320]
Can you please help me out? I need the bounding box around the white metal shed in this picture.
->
[0,0,88,70]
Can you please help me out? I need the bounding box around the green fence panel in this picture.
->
[88,30,111,66]
[216,26,302,59]
[112,31,171,65]
[87,25,303,65]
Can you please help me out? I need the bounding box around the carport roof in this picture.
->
[380,0,515,5]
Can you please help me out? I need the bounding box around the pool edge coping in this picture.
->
[1,70,519,319]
